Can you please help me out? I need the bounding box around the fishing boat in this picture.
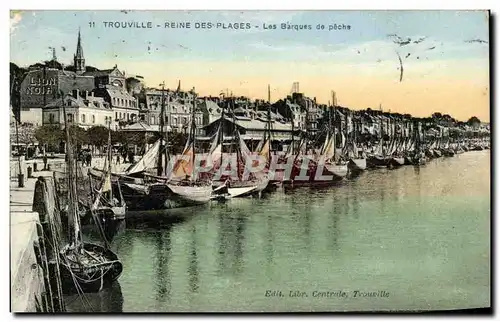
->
[165,103,213,206]
[367,115,391,168]
[211,97,269,198]
[407,122,427,166]
[59,103,122,295]
[323,132,349,180]
[85,128,127,240]
[92,129,126,219]
[367,139,390,168]
[346,116,367,173]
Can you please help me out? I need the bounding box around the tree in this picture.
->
[34,125,63,151]
[432,112,443,119]
[87,125,109,148]
[10,62,28,122]
[168,131,188,155]
[65,125,88,147]
[467,116,481,126]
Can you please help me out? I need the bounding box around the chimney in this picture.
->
[72,89,79,99]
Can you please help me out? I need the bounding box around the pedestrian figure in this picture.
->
[86,153,92,167]
[43,154,48,171]
[116,153,121,164]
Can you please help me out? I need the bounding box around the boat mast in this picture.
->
[267,84,272,157]
[332,90,337,160]
[62,92,82,249]
[107,122,113,202]
[157,82,165,176]
[191,89,197,182]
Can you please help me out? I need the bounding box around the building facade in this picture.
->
[144,88,205,135]
[19,68,94,125]
[42,89,114,129]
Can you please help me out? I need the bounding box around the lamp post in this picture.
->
[11,75,24,187]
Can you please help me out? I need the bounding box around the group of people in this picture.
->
[115,149,135,165]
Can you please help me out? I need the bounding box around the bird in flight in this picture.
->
[465,39,488,44]
[413,37,426,44]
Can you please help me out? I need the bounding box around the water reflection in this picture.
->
[64,281,123,313]
[216,205,248,276]
[153,229,171,304]
[98,151,490,312]
[265,212,275,270]
[188,224,199,294]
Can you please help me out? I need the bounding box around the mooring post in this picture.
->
[32,176,66,312]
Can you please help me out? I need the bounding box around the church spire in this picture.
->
[74,28,85,74]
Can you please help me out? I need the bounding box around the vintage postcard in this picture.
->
[9,10,490,313]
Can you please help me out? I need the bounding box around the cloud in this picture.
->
[10,11,23,35]
[246,35,488,65]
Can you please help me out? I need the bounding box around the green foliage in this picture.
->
[467,116,481,126]
[66,125,88,145]
[87,125,109,147]
[34,125,63,147]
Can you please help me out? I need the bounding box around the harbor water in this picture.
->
[66,150,490,312]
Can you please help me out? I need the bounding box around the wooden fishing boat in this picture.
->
[346,128,367,172]
[433,149,443,158]
[324,162,349,178]
[58,104,122,295]
[443,149,455,157]
[367,155,390,168]
[388,156,405,167]
[59,243,123,294]
[348,158,367,171]
[85,128,127,240]
[211,98,270,197]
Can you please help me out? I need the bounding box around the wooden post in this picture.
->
[32,176,66,312]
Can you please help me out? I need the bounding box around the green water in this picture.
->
[67,151,490,312]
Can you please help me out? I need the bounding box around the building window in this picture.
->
[67,114,73,123]
[115,112,118,119]
[151,116,155,125]
[121,99,124,106]
[113,97,116,105]
[49,114,55,124]
[173,117,177,125]
[92,115,96,123]
[165,116,168,124]
[82,114,86,123]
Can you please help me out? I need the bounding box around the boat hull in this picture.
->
[443,149,455,157]
[388,157,405,167]
[59,243,123,295]
[228,185,259,198]
[324,163,349,179]
[367,155,390,168]
[166,183,213,205]
[348,158,367,172]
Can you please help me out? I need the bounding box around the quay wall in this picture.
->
[10,172,65,312]
[10,211,45,312]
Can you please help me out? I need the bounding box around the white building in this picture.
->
[42,90,114,129]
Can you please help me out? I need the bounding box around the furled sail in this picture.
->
[126,139,162,175]
[170,144,194,181]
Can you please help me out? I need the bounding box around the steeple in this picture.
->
[73,28,85,74]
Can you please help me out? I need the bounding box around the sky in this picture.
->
[10,10,490,121]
